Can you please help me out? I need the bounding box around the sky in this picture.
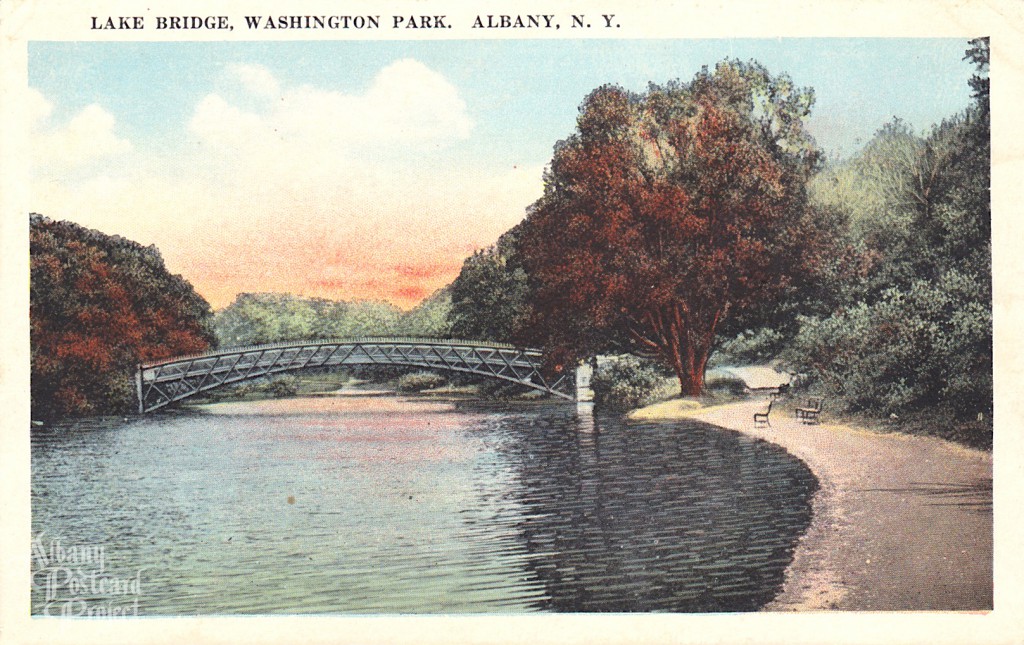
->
[28,38,976,309]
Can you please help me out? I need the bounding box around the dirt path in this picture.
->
[633,399,993,611]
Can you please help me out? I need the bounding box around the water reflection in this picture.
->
[32,396,815,614]
[461,403,817,612]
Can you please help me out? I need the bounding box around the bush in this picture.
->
[590,355,667,412]
[232,382,257,397]
[783,271,991,421]
[711,328,788,367]
[396,371,446,392]
[267,375,299,398]
[207,375,298,400]
[476,378,531,400]
[704,371,748,396]
[348,364,411,383]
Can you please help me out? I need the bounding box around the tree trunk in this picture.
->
[680,344,708,397]
[666,309,715,398]
[666,334,708,397]
[643,303,715,398]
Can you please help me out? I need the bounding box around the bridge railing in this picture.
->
[137,337,576,412]
[140,337,531,369]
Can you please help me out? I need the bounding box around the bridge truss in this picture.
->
[137,338,574,413]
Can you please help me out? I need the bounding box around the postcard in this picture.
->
[2,0,1022,643]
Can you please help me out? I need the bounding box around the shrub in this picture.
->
[396,371,446,392]
[267,375,299,398]
[349,364,411,383]
[232,382,256,397]
[476,378,531,400]
[783,271,991,421]
[704,371,748,396]
[711,328,788,367]
[590,355,667,412]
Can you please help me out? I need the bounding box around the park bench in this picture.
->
[753,399,773,428]
[795,398,823,425]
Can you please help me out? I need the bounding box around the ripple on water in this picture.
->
[31,396,816,614]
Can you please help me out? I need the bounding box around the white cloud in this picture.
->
[30,90,132,169]
[180,58,491,244]
[189,94,271,150]
[363,58,473,140]
[189,58,472,156]
[30,62,540,309]
[226,63,280,98]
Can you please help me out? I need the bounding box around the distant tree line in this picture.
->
[213,288,451,346]
[30,215,216,419]
[209,288,454,393]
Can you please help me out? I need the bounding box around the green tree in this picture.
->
[965,37,989,116]
[787,39,990,423]
[399,286,452,337]
[447,228,532,343]
[214,293,318,346]
[215,294,405,345]
[341,300,402,337]
[789,270,991,419]
[308,297,353,338]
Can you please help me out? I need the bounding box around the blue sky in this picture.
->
[27,38,977,307]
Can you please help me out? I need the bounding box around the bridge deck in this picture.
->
[137,338,574,412]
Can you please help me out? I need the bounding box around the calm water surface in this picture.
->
[32,394,816,614]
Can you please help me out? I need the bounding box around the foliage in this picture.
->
[518,60,822,395]
[447,228,531,343]
[965,37,989,116]
[782,40,991,425]
[786,271,991,419]
[214,291,452,347]
[205,374,301,401]
[215,293,406,346]
[267,375,300,398]
[704,371,748,396]
[475,378,536,401]
[710,328,788,367]
[215,293,320,346]
[396,371,447,392]
[809,114,989,302]
[400,287,452,338]
[30,215,216,419]
[590,356,671,412]
[212,290,454,389]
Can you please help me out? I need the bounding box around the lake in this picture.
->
[31,393,816,614]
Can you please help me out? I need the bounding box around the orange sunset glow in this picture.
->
[28,57,546,310]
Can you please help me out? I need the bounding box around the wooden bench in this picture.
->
[753,399,773,428]
[795,398,823,425]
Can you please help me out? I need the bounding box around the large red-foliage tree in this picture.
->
[31,215,216,419]
[518,61,821,395]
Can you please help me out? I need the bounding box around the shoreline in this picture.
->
[630,398,993,611]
